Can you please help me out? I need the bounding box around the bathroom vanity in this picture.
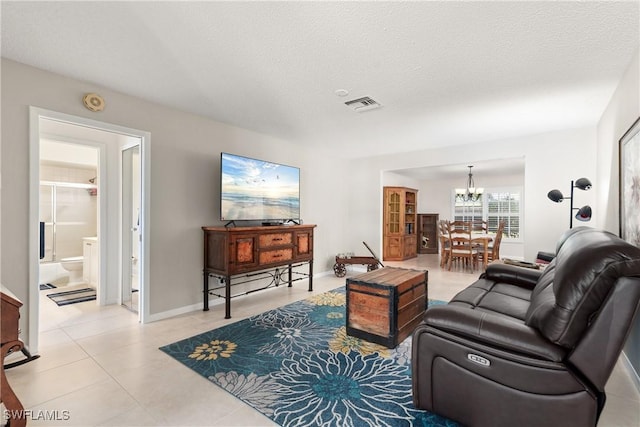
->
[83,237,99,287]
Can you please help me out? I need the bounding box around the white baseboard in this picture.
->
[147,297,225,322]
[147,270,333,323]
[314,269,333,278]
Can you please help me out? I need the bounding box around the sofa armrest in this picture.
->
[423,305,566,362]
[482,263,542,289]
[536,251,555,263]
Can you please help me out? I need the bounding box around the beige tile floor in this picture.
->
[4,255,640,426]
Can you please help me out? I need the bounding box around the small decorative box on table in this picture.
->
[346,267,428,348]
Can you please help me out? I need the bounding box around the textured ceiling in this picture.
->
[2,1,639,160]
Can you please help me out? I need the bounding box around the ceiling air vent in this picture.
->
[344,96,382,112]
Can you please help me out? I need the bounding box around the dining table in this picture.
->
[471,233,494,268]
[447,231,494,269]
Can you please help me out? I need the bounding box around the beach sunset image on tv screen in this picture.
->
[221,153,300,221]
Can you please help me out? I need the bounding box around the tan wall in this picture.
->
[1,59,349,345]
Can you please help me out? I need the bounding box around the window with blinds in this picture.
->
[486,191,520,238]
[452,187,522,240]
[453,198,483,224]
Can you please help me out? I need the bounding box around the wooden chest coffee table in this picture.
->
[346,267,428,348]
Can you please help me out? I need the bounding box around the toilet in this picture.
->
[60,256,84,284]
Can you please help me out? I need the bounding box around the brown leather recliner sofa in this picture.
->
[412,227,640,427]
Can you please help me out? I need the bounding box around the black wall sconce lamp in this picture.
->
[547,178,592,228]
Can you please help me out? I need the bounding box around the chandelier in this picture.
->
[455,166,484,202]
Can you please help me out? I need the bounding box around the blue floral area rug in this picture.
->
[159,287,457,427]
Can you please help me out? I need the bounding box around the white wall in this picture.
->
[417,173,523,217]
[1,59,350,346]
[597,49,640,233]
[381,171,421,189]
[345,127,597,262]
[596,48,640,383]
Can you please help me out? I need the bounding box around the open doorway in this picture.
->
[28,108,150,353]
[39,139,100,295]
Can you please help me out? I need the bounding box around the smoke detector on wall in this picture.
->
[344,96,382,112]
[82,93,105,112]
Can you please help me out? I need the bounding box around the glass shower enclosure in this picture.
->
[40,181,97,262]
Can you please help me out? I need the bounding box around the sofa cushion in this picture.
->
[526,228,640,348]
[449,275,534,323]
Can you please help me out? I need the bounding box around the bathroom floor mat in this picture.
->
[47,287,96,306]
[39,283,57,290]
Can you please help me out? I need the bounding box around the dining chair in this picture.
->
[449,220,471,232]
[471,219,488,233]
[438,220,450,268]
[478,220,505,264]
[447,222,478,272]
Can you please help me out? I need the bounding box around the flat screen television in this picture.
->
[220,152,300,222]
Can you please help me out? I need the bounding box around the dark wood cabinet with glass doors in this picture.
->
[417,213,439,254]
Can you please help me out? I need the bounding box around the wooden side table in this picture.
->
[1,286,26,427]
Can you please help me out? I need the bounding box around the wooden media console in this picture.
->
[202,224,316,318]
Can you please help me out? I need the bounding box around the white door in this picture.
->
[121,144,141,312]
